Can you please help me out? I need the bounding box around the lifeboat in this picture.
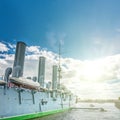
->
[40,87,48,92]
[0,80,6,85]
[10,77,40,90]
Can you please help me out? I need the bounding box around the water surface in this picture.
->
[32,103,120,120]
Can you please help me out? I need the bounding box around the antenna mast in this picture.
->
[58,42,61,89]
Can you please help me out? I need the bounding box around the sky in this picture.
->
[1,0,120,99]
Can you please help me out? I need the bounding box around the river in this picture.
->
[32,103,120,120]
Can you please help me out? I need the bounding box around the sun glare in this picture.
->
[82,61,104,81]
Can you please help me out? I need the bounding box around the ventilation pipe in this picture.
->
[38,56,45,87]
[52,65,58,90]
[12,42,26,77]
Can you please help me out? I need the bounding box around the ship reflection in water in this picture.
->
[32,103,120,120]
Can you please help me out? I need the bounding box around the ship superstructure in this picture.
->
[0,42,76,120]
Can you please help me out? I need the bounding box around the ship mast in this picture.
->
[58,42,61,89]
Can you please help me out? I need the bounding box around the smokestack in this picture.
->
[52,65,58,90]
[12,42,26,77]
[38,56,45,87]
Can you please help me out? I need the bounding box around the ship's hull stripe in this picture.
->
[0,108,70,120]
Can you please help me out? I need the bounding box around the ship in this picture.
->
[0,42,76,120]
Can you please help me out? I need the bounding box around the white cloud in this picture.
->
[8,43,16,49]
[62,55,120,81]
[59,55,120,99]
[26,46,40,54]
[0,59,13,75]
[0,42,9,52]
[1,42,120,99]
[23,52,120,99]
